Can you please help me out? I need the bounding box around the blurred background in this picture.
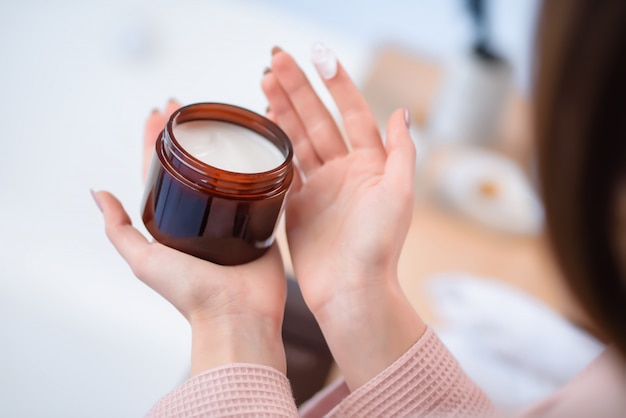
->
[0,0,604,416]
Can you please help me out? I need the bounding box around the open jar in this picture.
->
[141,103,294,265]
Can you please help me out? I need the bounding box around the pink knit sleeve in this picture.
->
[325,327,498,417]
[146,364,298,417]
[146,328,498,417]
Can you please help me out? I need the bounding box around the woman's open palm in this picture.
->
[262,47,416,314]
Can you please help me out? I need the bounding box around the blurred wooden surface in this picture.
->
[359,44,593,331]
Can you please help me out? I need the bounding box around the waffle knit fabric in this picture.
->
[147,327,497,417]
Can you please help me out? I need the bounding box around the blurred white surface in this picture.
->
[435,147,544,234]
[430,273,604,410]
[0,1,541,416]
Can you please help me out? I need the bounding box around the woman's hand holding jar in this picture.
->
[92,100,288,377]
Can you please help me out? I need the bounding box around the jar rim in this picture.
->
[168,103,293,174]
[159,103,294,197]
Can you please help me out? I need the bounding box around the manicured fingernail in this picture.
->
[150,107,159,115]
[263,66,271,75]
[311,42,337,80]
[271,46,282,56]
[90,189,102,212]
[404,107,411,129]
[266,105,271,114]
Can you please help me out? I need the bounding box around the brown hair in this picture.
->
[534,0,626,355]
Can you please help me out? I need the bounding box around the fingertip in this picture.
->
[166,98,181,114]
[147,99,181,121]
[404,106,411,129]
[269,47,294,74]
[90,188,102,212]
[387,107,413,145]
[96,190,133,228]
[94,191,152,270]
[145,110,167,136]
[266,111,276,123]
[261,69,275,91]
[144,107,168,179]
[260,71,282,112]
[311,41,338,80]
[97,189,123,209]
[146,107,163,122]
[384,108,416,184]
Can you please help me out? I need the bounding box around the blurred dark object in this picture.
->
[283,278,334,406]
[466,0,502,62]
[422,0,513,146]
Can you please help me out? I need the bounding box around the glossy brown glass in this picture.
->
[141,103,294,265]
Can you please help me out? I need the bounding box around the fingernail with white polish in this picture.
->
[312,42,337,80]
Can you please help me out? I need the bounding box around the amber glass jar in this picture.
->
[141,103,294,265]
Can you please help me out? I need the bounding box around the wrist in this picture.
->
[189,313,286,376]
[314,280,426,390]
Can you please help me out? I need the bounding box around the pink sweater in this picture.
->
[146,328,626,417]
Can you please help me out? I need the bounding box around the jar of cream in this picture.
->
[141,103,294,265]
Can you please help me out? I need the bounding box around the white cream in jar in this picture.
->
[173,120,285,173]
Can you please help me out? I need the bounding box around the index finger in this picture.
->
[270,49,348,162]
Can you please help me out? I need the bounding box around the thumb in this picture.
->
[91,189,151,269]
[383,108,416,198]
